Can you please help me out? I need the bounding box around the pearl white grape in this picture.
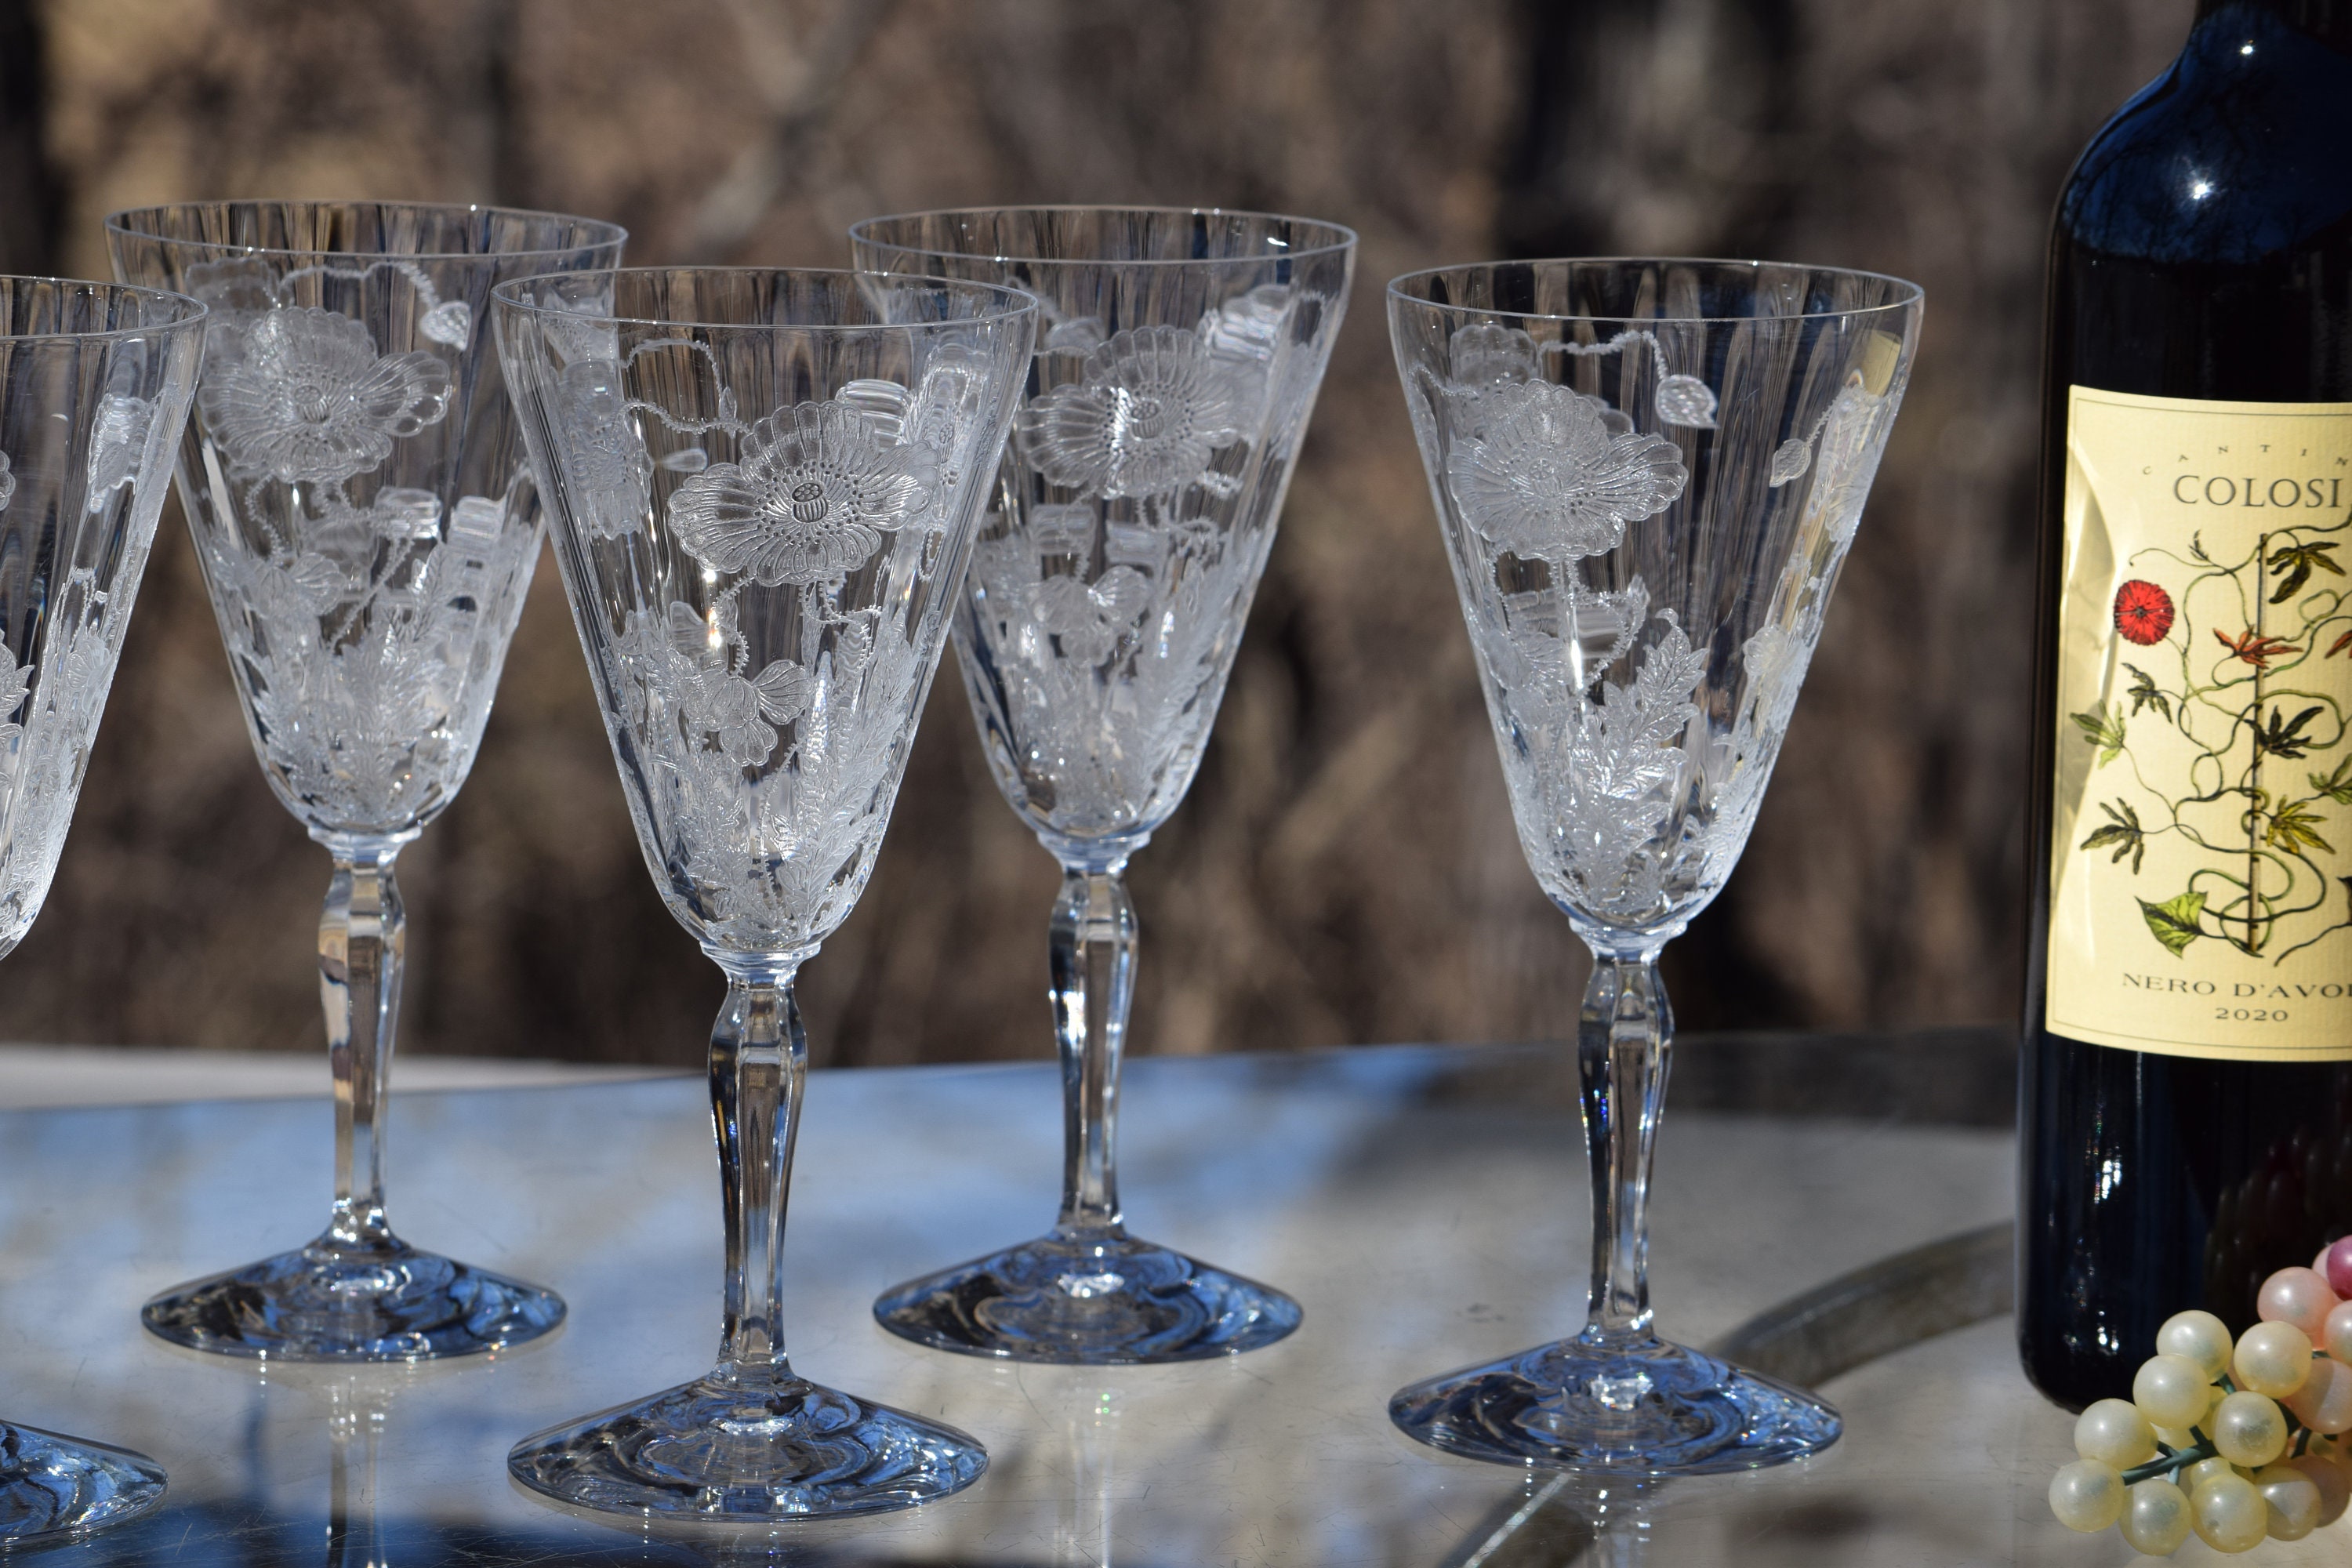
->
[2234,1319,2314,1399]
[2328,1298,2352,1366]
[2154,1424,2201,1450]
[2288,1453,2352,1526]
[2158,1309,2235,1381]
[2259,1266,2341,1339]
[2285,1351,2352,1436]
[2049,1458,2126,1532]
[2211,1391,2289,1468]
[2252,1463,2323,1541]
[2185,1456,2240,1494]
[2191,1471,2270,1553]
[2074,1397,2158,1466]
[2134,1353,2216,1428]
[2121,1478,2194,1556]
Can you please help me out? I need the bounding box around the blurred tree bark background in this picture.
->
[0,0,2189,1066]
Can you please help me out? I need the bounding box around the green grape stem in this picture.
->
[2115,1358,2330,1487]
[2125,1428,2218,1486]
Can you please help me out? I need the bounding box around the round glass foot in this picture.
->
[141,1233,564,1361]
[872,1227,1301,1363]
[1388,1334,1840,1475]
[507,1372,986,1520]
[0,1421,166,1544]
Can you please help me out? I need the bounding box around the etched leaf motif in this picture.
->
[669,398,937,586]
[2140,890,2208,958]
[1767,438,1812,488]
[1448,323,1541,387]
[201,307,452,484]
[83,394,154,511]
[1653,374,1718,429]
[1445,380,1686,563]
[1016,324,1251,499]
[557,359,652,539]
[417,300,473,349]
[0,449,13,513]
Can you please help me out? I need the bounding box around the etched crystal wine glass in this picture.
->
[1386,260,1922,1473]
[851,206,1356,1363]
[493,267,1036,1518]
[107,201,626,1360]
[0,276,206,1541]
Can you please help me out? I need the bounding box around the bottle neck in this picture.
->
[2195,0,2352,48]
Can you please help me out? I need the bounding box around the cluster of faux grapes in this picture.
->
[2050,1239,2352,1553]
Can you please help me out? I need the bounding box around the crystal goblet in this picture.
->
[851,206,1356,1364]
[494,267,1036,1519]
[1386,259,1923,1473]
[0,276,206,1540]
[108,201,626,1361]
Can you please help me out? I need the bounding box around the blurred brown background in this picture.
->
[0,0,2189,1069]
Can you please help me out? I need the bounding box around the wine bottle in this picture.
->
[2020,0,2352,1410]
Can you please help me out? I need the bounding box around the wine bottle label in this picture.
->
[2048,386,2352,1061]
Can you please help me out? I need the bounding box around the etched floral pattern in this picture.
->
[517,325,1001,953]
[670,400,938,586]
[1446,379,1687,563]
[1413,315,1903,930]
[83,394,154,511]
[556,358,653,539]
[0,448,12,513]
[201,307,452,484]
[962,283,1345,841]
[1018,324,1250,499]
[172,259,537,834]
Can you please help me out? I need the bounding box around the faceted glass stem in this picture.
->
[708,955,808,1383]
[868,849,1299,1361]
[1051,862,1135,1237]
[140,834,564,1359]
[1578,947,1672,1353]
[505,950,988,1517]
[321,835,413,1252]
[1384,937,1838,1472]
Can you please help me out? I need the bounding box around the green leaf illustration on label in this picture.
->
[2073,514,2352,961]
[2072,703,2128,766]
[2139,890,2207,957]
[2081,800,2148,873]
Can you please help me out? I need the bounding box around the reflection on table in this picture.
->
[0,1037,2176,1565]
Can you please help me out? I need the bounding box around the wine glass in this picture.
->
[1385,259,1922,1472]
[107,201,626,1360]
[850,206,1356,1364]
[0,276,206,1541]
[493,267,1036,1518]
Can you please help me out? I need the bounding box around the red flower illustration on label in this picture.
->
[2113,579,2175,645]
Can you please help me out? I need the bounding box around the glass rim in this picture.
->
[847,205,1359,269]
[0,275,208,342]
[490,266,1042,334]
[103,199,629,262]
[1387,256,1925,325]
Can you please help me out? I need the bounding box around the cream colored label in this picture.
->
[2048,387,2352,1062]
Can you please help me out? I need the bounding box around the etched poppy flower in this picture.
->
[2113,579,2175,646]
[201,307,452,485]
[1017,324,1249,499]
[1446,380,1687,561]
[669,399,937,586]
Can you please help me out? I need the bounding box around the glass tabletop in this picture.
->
[0,1038,2161,1565]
